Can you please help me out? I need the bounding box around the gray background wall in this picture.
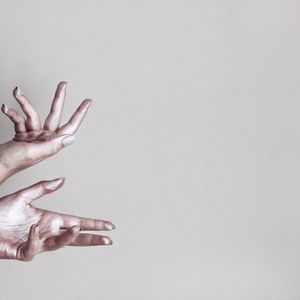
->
[0,1,299,299]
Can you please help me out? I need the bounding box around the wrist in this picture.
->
[0,158,13,184]
[0,142,18,184]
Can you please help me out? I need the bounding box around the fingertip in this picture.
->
[61,134,75,147]
[29,224,39,237]
[43,177,65,192]
[53,177,66,188]
[104,222,116,231]
[13,86,18,96]
[13,86,21,97]
[57,81,68,91]
[1,104,7,113]
[103,237,113,245]
[34,224,39,235]
[83,98,92,106]
[59,176,66,182]
[29,223,35,232]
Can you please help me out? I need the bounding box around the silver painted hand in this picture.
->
[0,178,114,261]
[0,82,91,183]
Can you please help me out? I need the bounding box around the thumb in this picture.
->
[17,224,41,261]
[29,134,75,162]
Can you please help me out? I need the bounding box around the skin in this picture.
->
[0,81,92,184]
[0,82,115,261]
[0,178,115,261]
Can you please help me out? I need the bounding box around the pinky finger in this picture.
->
[16,224,40,261]
[1,104,27,133]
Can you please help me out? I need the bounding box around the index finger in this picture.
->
[57,99,92,135]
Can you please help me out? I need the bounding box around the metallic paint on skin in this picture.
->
[0,82,115,261]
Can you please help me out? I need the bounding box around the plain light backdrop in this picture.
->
[0,1,300,299]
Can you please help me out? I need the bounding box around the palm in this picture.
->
[0,178,114,261]
[0,191,43,258]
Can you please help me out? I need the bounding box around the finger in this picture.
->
[17,178,65,204]
[25,134,75,163]
[43,225,80,251]
[66,232,113,246]
[1,104,27,133]
[59,213,115,231]
[13,87,41,131]
[13,129,54,142]
[57,99,92,135]
[17,224,40,261]
[44,81,67,131]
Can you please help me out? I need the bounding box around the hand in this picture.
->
[0,178,115,261]
[0,82,91,183]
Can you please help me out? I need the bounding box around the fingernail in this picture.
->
[103,237,113,245]
[44,177,65,190]
[105,222,116,230]
[62,135,75,147]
